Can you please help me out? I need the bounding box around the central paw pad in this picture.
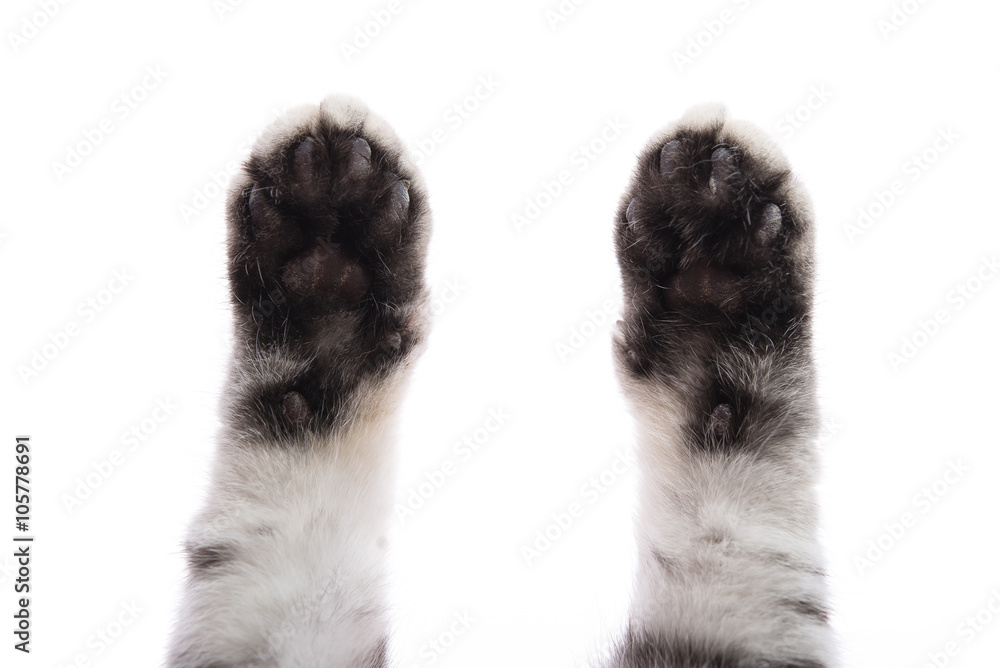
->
[280,241,372,302]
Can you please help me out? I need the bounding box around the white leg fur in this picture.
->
[166,371,410,668]
[623,377,836,664]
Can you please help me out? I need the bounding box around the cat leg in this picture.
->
[166,96,430,668]
[609,105,837,667]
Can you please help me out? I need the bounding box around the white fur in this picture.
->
[168,388,403,667]
[624,380,834,661]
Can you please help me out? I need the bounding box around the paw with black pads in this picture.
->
[225,96,431,438]
[615,104,815,380]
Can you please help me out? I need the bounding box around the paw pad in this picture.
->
[707,146,739,196]
[281,242,372,302]
[625,198,638,226]
[660,139,685,177]
[754,203,782,246]
[281,391,312,426]
[666,261,742,312]
[389,180,409,213]
[349,137,372,174]
[707,403,733,441]
[293,137,319,175]
[291,138,328,202]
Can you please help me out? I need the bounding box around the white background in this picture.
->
[3,0,999,666]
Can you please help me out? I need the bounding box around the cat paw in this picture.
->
[225,96,430,438]
[614,105,815,379]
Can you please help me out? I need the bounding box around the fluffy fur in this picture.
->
[167,100,836,668]
[607,104,836,667]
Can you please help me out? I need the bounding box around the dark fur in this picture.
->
[363,636,390,668]
[184,543,235,575]
[781,598,831,625]
[613,119,817,456]
[611,630,828,668]
[224,115,430,441]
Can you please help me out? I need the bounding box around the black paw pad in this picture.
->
[349,137,372,175]
[706,403,733,442]
[281,391,313,426]
[707,146,741,196]
[389,180,410,213]
[665,260,743,312]
[660,139,686,177]
[753,203,782,247]
[383,331,402,350]
[625,197,638,225]
[290,138,329,203]
[281,242,372,302]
